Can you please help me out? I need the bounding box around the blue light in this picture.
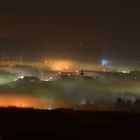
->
[101,60,108,66]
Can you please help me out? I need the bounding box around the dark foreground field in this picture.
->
[0,108,140,139]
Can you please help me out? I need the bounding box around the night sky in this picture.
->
[0,0,140,65]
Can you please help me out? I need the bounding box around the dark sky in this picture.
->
[0,0,140,64]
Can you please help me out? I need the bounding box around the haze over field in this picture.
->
[0,75,139,109]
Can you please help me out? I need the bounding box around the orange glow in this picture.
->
[0,59,105,71]
[0,93,45,109]
[42,59,105,71]
[44,59,74,71]
[0,92,74,109]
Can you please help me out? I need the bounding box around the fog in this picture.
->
[0,78,139,109]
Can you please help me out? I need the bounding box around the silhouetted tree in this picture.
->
[126,100,133,111]
[115,97,125,111]
[134,99,140,112]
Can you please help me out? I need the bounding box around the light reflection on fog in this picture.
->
[0,79,139,109]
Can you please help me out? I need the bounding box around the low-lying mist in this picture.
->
[0,79,139,109]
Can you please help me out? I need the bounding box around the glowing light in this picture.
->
[49,59,73,71]
[101,60,108,66]
[44,60,48,64]
[76,70,79,73]
[49,76,53,80]
[18,75,24,79]
[48,107,52,110]
[122,70,129,74]
[64,65,69,69]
